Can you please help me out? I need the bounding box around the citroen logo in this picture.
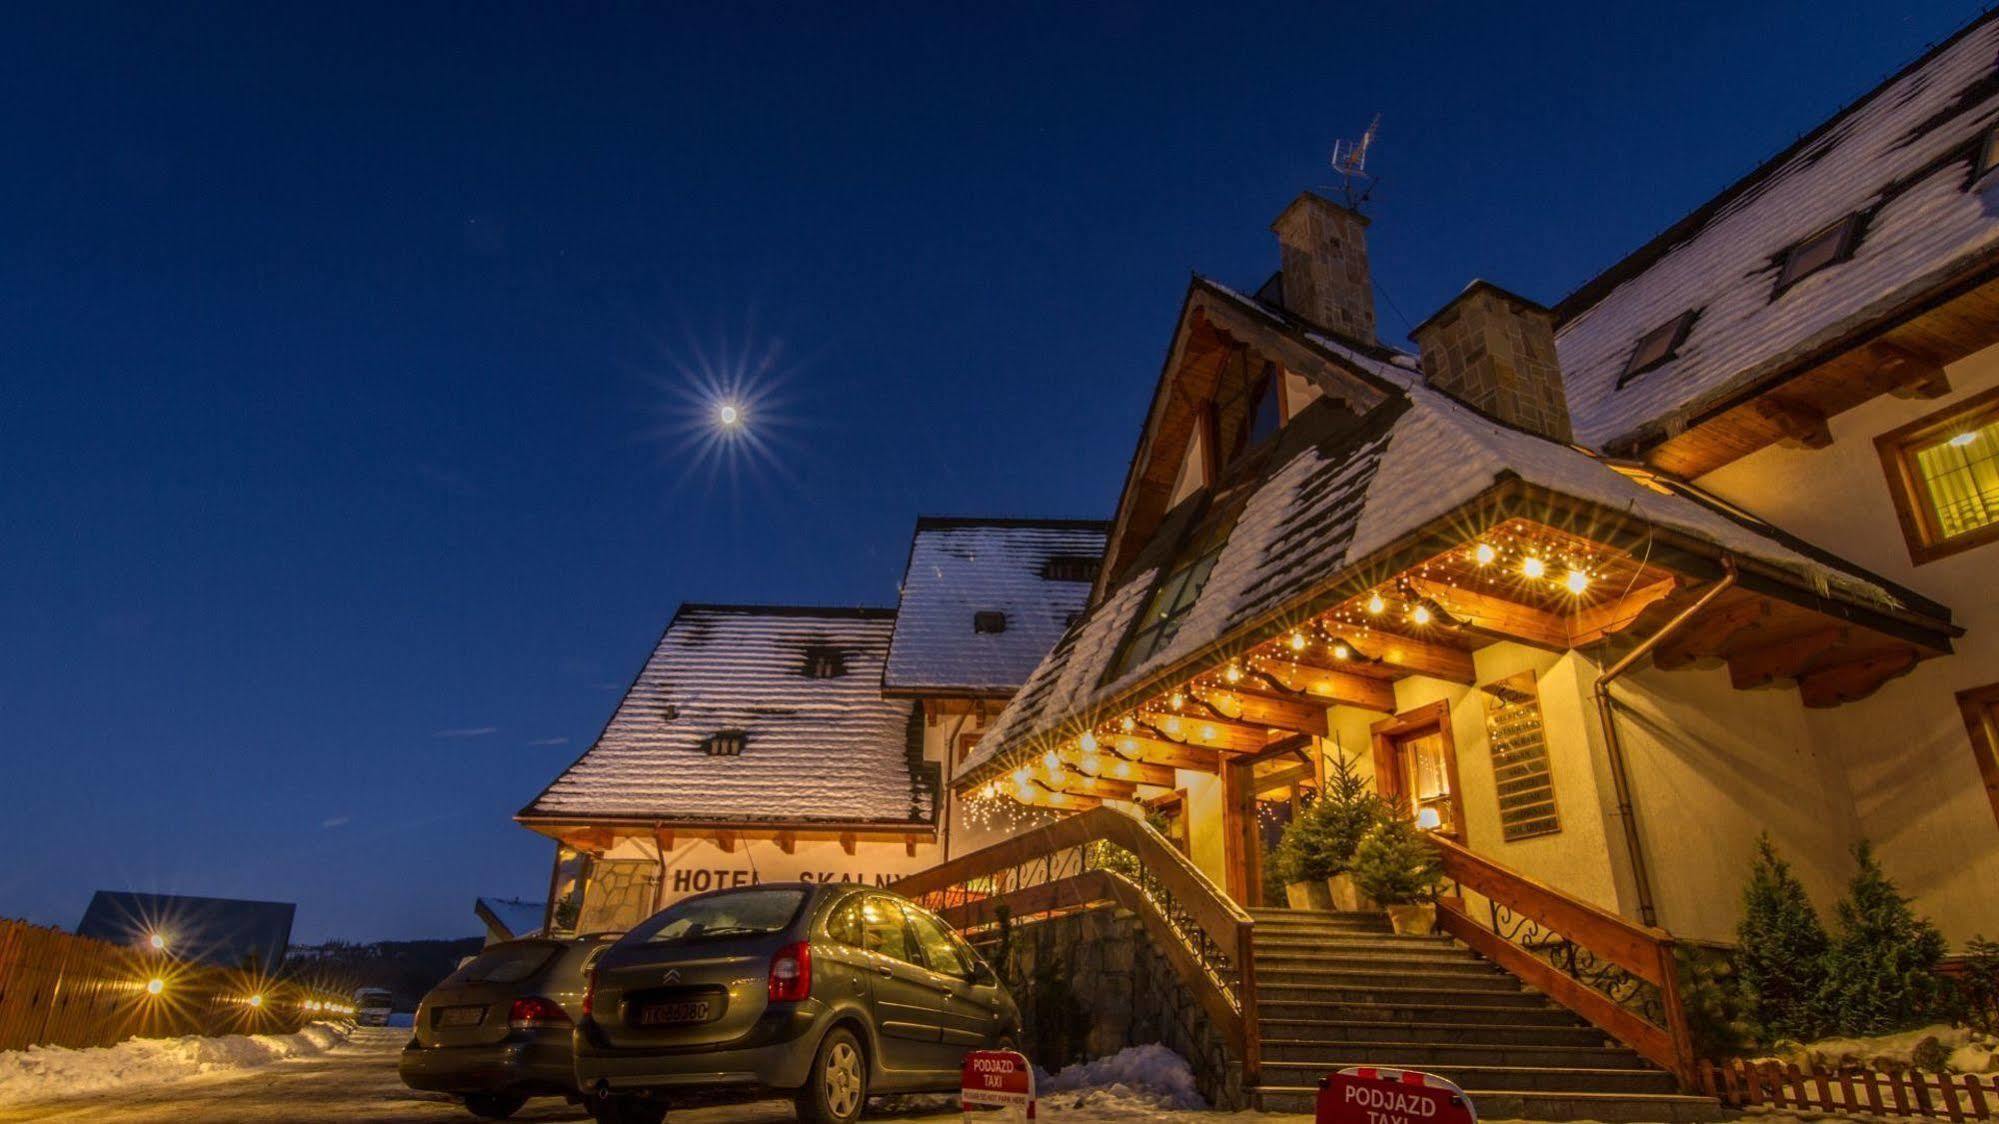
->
[662,969,681,984]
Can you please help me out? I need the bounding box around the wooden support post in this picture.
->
[776,831,795,854]
[838,832,857,856]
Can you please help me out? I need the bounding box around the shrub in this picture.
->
[1270,750,1384,884]
[1955,935,1999,1035]
[1350,813,1446,905]
[1819,840,1947,1035]
[1735,834,1829,1042]
[1675,945,1755,1059]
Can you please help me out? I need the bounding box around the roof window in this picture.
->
[1775,213,1864,295]
[973,611,1008,634]
[702,730,747,757]
[802,647,846,679]
[1616,309,1699,388]
[1041,555,1100,583]
[1977,123,1999,180]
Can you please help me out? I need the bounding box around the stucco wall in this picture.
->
[1693,340,1999,944]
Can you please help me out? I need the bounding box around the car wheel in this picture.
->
[589,1092,666,1124]
[795,1026,868,1124]
[462,1093,526,1120]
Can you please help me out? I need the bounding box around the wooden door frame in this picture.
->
[1224,734,1317,906]
[1370,699,1465,840]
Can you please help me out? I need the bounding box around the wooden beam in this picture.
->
[1872,344,1950,400]
[1106,734,1222,772]
[1653,597,1771,670]
[775,831,796,855]
[1249,662,1395,712]
[653,828,674,854]
[1569,577,1681,646]
[1799,649,1920,708]
[1409,579,1570,649]
[1053,774,1139,801]
[1193,687,1330,737]
[838,832,857,856]
[1138,715,1271,753]
[1079,754,1177,786]
[1315,632,1477,684]
[1727,626,1848,689]
[1754,397,1833,450]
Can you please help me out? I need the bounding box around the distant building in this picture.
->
[77,891,295,971]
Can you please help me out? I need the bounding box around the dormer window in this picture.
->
[973,611,1008,634]
[802,647,846,679]
[702,730,747,757]
[1041,556,1100,583]
[1616,310,1699,388]
[1775,213,1864,295]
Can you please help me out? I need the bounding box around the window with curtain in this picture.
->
[1876,387,1999,563]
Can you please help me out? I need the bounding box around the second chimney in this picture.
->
[1271,192,1376,344]
[1411,281,1573,444]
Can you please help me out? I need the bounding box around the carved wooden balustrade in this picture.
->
[889,807,1260,1080]
[1430,834,1696,1087]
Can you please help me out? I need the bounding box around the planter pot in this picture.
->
[1385,902,1437,936]
[1284,881,1333,911]
[1325,873,1375,913]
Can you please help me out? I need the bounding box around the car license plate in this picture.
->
[636,999,712,1026]
[436,1005,486,1028]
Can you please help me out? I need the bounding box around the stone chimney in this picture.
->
[1271,192,1376,344]
[1411,281,1573,444]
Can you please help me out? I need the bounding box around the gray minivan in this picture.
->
[575,882,1018,1124]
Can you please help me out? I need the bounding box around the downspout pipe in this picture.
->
[1592,557,1738,929]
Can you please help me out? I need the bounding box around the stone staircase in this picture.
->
[1247,908,1723,1122]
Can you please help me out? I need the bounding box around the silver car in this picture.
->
[575,882,1019,1124]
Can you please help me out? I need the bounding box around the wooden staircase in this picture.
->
[1246,908,1722,1122]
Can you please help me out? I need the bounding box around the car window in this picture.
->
[623,888,806,946]
[826,895,865,947]
[859,895,918,965]
[902,905,972,979]
[443,942,558,985]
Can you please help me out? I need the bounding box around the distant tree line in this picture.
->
[282,937,483,1011]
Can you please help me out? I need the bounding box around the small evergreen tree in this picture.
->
[1957,936,1999,1034]
[1270,750,1385,884]
[1819,840,1947,1035]
[1350,813,1446,904]
[1735,834,1829,1042]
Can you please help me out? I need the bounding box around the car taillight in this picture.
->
[580,971,595,1019]
[768,941,811,1003]
[509,996,571,1030]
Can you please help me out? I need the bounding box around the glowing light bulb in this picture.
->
[1169,692,1185,711]
[1289,631,1307,652]
[1120,715,1136,732]
[1164,716,1183,737]
[1950,431,1979,447]
[1079,750,1102,775]
[1200,724,1217,741]
[1565,569,1591,594]
[1410,605,1432,625]
[1118,737,1138,755]
[1415,806,1444,831]
[146,978,165,996]
[716,402,742,428]
[148,933,166,951]
[1042,750,1061,770]
[1474,543,1496,566]
[1333,643,1351,660]
[1366,593,1386,615]
[1522,556,1547,580]
[1012,767,1031,786]
[249,994,264,1008]
[1079,731,1098,753]
[1225,663,1242,683]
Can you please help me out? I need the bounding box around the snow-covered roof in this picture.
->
[521,605,933,827]
[1555,12,1999,451]
[474,897,545,941]
[959,383,1930,783]
[883,517,1109,696]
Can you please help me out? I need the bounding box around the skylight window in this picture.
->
[973,611,1008,634]
[1616,310,1699,388]
[1775,213,1864,295]
[1041,555,1100,583]
[1107,510,1233,678]
[802,647,846,679]
[702,730,747,757]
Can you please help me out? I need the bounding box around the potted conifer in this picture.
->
[1269,820,1333,910]
[1316,751,1386,911]
[1351,813,1447,935]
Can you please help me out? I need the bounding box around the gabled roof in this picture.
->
[883,517,1109,697]
[1555,11,1999,452]
[76,891,296,970]
[520,604,932,828]
[958,377,1954,786]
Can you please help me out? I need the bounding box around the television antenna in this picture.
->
[1328,114,1381,208]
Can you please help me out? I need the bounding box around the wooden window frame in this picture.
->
[1874,384,1999,564]
[1615,309,1699,388]
[1773,212,1865,297]
[1958,683,1999,832]
[1370,700,1465,841]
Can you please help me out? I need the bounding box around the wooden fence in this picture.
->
[0,919,352,1053]
[1699,1057,1999,1120]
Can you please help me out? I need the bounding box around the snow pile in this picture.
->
[1756,1023,1999,1074]
[1037,1044,1206,1115]
[0,1021,351,1105]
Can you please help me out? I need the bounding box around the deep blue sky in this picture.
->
[2,2,1983,943]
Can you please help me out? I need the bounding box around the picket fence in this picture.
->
[1700,1057,1999,1121]
[0,919,349,1053]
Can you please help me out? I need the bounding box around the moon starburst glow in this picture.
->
[638,320,805,498]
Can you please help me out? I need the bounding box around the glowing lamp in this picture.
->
[1169,691,1185,711]
[1474,543,1496,565]
[1200,724,1217,741]
[146,978,165,996]
[1950,431,1978,447]
[1012,766,1031,786]
[1415,806,1444,831]
[1079,750,1102,776]
[249,995,264,1008]
[1565,569,1591,594]
[716,402,742,428]
[1410,605,1432,626]
[1288,631,1307,652]
[1521,556,1546,580]
[1333,643,1351,660]
[1224,663,1242,683]
[1366,593,1386,615]
[1164,716,1183,737]
[1079,731,1098,753]
[148,933,166,951]
[1042,749,1060,770]
[1120,715,1136,732]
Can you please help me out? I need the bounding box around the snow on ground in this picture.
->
[1039,1044,1208,1116]
[0,1020,352,1106]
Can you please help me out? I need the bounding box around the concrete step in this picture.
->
[1256,1061,1681,1096]
[1256,1017,1612,1048]
[1250,907,1391,926]
[1253,939,1479,963]
[1251,1086,1724,1122]
[1255,966,1525,991]
[1258,1038,1655,1070]
[1256,935,1462,958]
[1256,981,1545,1007]
[1256,999,1582,1027]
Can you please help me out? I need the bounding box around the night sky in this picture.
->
[3,2,1983,943]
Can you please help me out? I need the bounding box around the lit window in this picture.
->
[1041,556,1099,583]
[702,730,747,756]
[973,611,1008,634]
[802,648,845,679]
[1108,514,1232,678]
[1616,310,1699,387]
[1875,388,1999,563]
[1775,213,1863,294]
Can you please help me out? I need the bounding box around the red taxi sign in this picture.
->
[961,1049,1035,1121]
[1318,1066,1477,1124]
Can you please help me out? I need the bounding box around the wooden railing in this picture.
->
[1700,1057,1999,1120]
[1430,835,1696,1087]
[890,807,1259,1080]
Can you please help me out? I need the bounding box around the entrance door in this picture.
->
[1372,701,1464,838]
[1224,737,1320,906]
